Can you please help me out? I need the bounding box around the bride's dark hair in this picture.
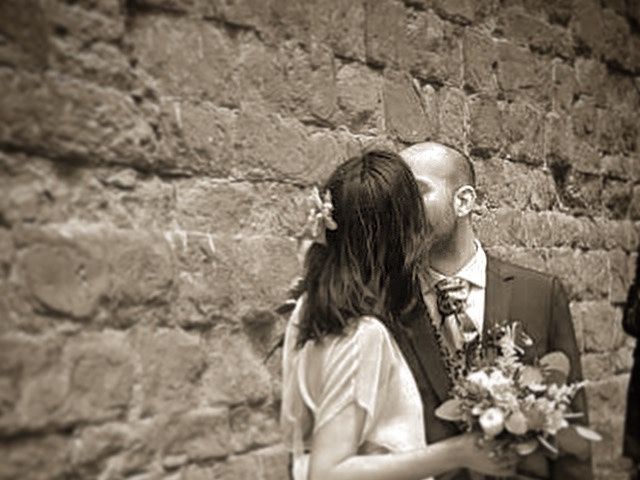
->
[296,149,429,348]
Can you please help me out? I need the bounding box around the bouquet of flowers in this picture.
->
[435,322,601,457]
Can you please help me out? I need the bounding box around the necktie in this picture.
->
[434,277,478,352]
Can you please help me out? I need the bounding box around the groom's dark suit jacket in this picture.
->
[394,255,593,480]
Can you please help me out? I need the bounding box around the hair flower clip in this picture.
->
[304,186,337,245]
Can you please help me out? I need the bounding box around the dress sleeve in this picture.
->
[281,296,310,457]
[314,317,395,444]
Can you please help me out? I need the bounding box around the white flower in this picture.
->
[479,407,505,438]
[304,187,338,245]
[467,371,491,390]
[544,410,569,435]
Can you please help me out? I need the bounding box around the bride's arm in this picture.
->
[308,403,517,480]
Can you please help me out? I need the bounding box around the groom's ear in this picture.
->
[453,185,476,217]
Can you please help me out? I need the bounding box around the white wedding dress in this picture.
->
[281,296,433,480]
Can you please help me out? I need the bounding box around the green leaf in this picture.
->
[574,425,602,442]
[514,439,539,456]
[519,365,544,387]
[540,352,570,381]
[505,411,529,435]
[555,426,592,461]
[537,435,559,456]
[435,399,464,422]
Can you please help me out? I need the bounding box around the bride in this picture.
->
[281,150,517,480]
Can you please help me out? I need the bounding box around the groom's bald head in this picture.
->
[400,142,475,189]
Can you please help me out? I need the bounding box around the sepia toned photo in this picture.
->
[0,0,639,479]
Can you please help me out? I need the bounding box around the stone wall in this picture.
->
[0,0,639,478]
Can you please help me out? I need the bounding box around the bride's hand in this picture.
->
[454,432,518,477]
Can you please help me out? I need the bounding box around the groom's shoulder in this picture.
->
[486,253,556,286]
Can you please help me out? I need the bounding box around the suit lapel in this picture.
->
[483,255,515,337]
[399,307,452,404]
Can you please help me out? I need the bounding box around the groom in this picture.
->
[396,142,593,480]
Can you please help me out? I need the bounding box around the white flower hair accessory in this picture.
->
[304,186,337,245]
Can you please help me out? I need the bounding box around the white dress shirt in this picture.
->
[425,240,487,335]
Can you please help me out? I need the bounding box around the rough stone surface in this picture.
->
[0,1,638,479]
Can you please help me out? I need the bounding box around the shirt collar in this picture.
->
[428,240,487,289]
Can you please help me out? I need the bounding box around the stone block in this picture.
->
[502,100,545,164]
[571,301,625,352]
[16,225,175,320]
[167,232,298,327]
[174,179,307,236]
[575,58,607,106]
[602,154,640,182]
[273,42,338,123]
[552,62,577,114]
[1,331,134,433]
[462,30,498,92]
[0,152,179,231]
[106,229,175,309]
[0,334,63,434]
[229,405,281,452]
[365,0,407,67]
[0,435,71,480]
[71,423,133,475]
[581,353,614,380]
[420,84,440,138]
[602,179,632,220]
[612,343,635,374]
[208,0,271,33]
[159,408,231,461]
[467,94,503,154]
[545,111,575,165]
[475,209,607,251]
[200,327,273,405]
[406,9,463,85]
[548,166,603,215]
[543,249,610,300]
[136,327,207,416]
[383,70,430,142]
[609,249,635,304]
[540,212,601,250]
[207,445,288,480]
[474,158,555,210]
[0,71,160,170]
[234,104,352,183]
[0,0,50,70]
[571,97,597,141]
[45,2,135,90]
[437,87,466,150]
[311,0,366,61]
[498,6,572,57]
[336,63,384,133]
[17,228,109,319]
[571,0,606,55]
[255,445,290,480]
[130,15,238,104]
[434,0,475,23]
[58,331,135,424]
[585,375,630,468]
[601,8,634,71]
[596,108,638,155]
[46,0,125,42]
[629,185,640,220]
[134,0,215,15]
[157,99,237,177]
[593,218,639,253]
[496,41,551,105]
